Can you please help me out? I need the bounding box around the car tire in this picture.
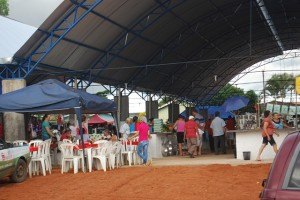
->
[11,159,27,183]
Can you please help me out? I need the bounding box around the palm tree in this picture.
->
[265,73,294,103]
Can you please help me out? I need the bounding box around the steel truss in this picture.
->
[0,0,104,79]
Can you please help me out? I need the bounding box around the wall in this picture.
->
[235,129,296,160]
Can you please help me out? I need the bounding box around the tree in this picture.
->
[265,73,294,102]
[0,0,9,16]
[210,84,244,106]
[241,90,258,113]
[95,90,110,98]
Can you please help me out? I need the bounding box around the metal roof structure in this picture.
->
[2,0,300,104]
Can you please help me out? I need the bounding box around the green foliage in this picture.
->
[210,84,244,106]
[241,90,258,113]
[95,90,110,98]
[265,73,294,100]
[0,0,9,16]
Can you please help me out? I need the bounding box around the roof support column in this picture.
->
[2,79,26,141]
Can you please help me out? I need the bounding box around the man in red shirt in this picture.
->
[185,116,199,158]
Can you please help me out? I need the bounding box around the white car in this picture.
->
[0,139,31,183]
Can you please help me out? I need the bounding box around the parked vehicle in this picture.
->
[0,139,30,183]
[260,131,300,199]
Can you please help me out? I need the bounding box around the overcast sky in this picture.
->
[8,0,63,27]
[5,0,300,112]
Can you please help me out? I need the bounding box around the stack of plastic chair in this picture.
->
[121,139,133,166]
[28,140,43,177]
[92,141,109,172]
[44,139,52,173]
[28,141,51,177]
[60,143,85,174]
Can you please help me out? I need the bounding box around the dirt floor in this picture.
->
[0,163,270,200]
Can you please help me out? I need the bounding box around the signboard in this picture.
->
[281,105,289,115]
[289,106,296,115]
[295,77,300,94]
[273,104,281,113]
[266,103,274,112]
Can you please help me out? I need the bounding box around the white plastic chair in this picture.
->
[28,141,51,177]
[110,142,122,169]
[92,141,110,172]
[44,139,52,173]
[60,143,84,174]
[121,139,134,166]
[131,137,142,165]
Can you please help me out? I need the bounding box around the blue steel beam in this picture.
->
[0,0,104,79]
[86,0,187,87]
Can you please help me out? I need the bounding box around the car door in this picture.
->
[0,140,14,178]
[276,140,300,200]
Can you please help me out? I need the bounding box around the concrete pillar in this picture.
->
[114,94,129,122]
[168,103,179,123]
[2,79,26,141]
[146,100,158,119]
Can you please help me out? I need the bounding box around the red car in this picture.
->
[260,131,300,199]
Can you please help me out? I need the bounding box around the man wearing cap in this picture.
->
[210,111,226,155]
[185,116,199,158]
[119,117,131,139]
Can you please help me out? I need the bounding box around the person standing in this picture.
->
[42,114,55,141]
[77,115,89,142]
[226,115,236,151]
[130,116,151,165]
[185,116,199,158]
[256,110,279,161]
[119,118,131,139]
[210,111,226,155]
[205,118,214,153]
[173,115,185,156]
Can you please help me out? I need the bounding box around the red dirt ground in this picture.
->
[0,164,270,200]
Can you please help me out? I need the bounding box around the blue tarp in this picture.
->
[0,79,117,114]
[180,106,234,120]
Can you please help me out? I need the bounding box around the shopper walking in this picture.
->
[256,110,279,161]
[184,116,199,158]
[210,111,226,155]
[173,115,185,156]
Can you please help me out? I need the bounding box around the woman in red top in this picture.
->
[256,110,279,161]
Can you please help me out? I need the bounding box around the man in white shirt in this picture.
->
[119,118,131,139]
[210,111,226,155]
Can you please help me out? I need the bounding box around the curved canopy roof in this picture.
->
[13,0,300,104]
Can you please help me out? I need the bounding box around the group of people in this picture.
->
[173,110,235,158]
[40,113,153,166]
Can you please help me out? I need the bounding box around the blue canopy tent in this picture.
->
[180,106,234,120]
[0,79,117,171]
